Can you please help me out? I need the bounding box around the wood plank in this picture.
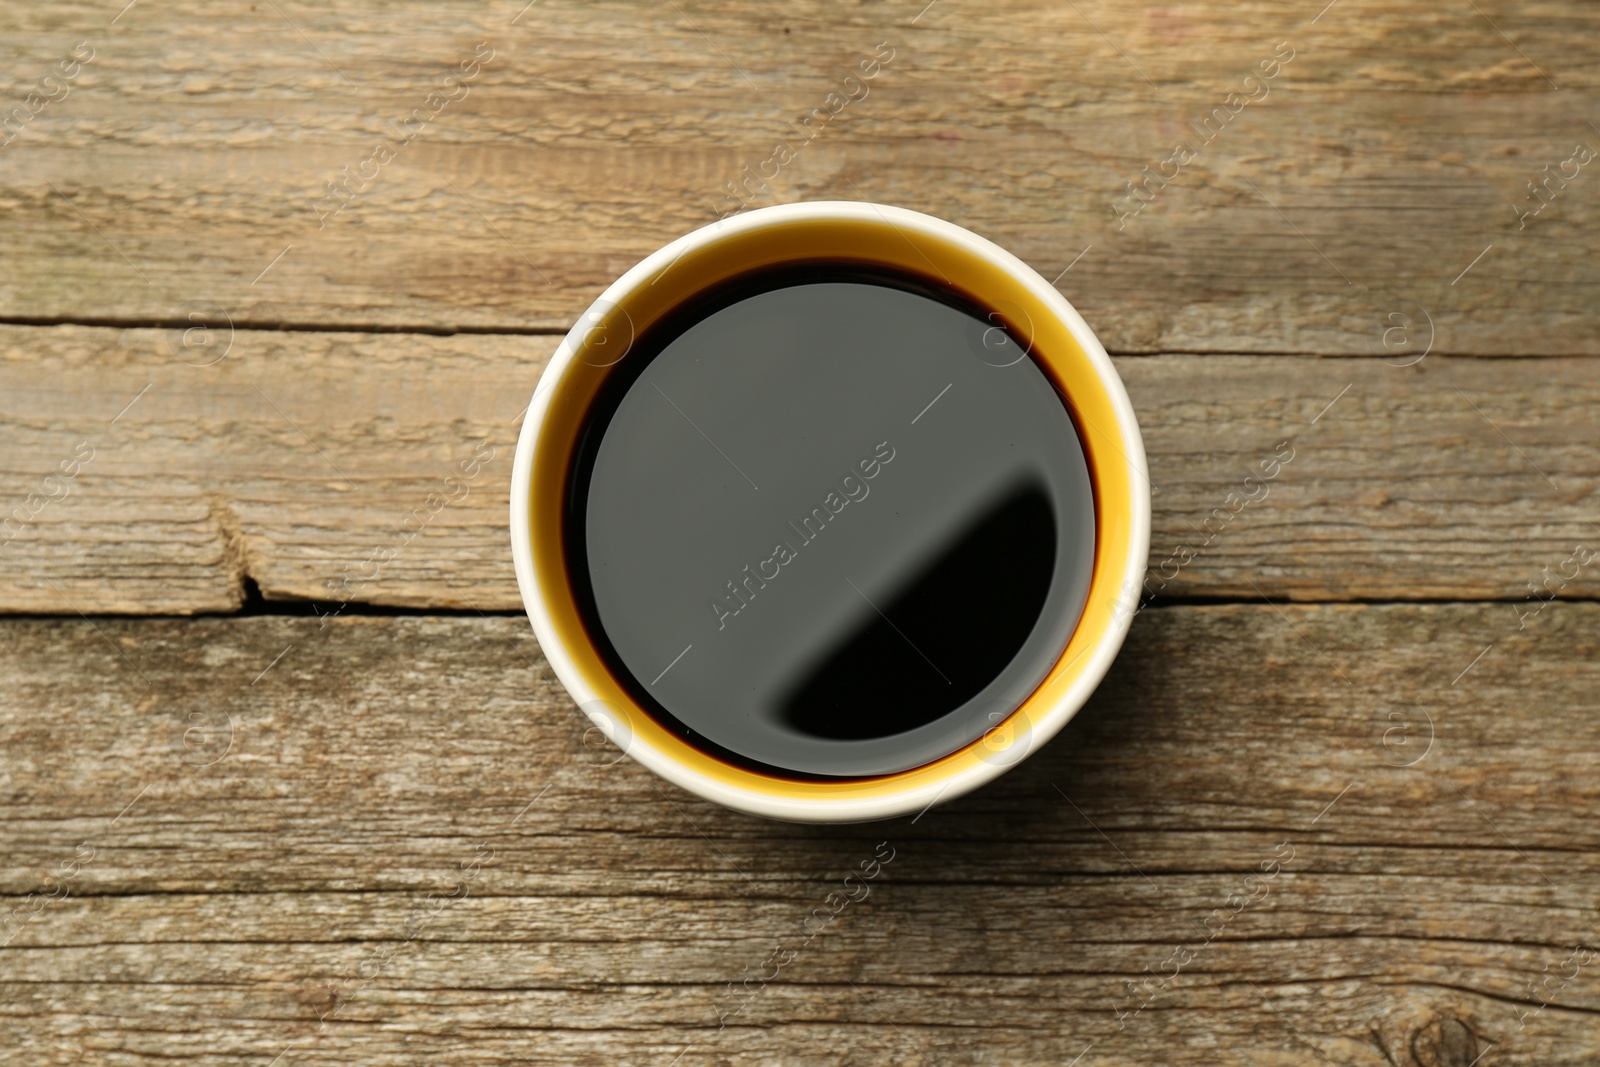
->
[4,323,1599,612]
[2,605,1599,1064]
[0,324,541,613]
[1,2,1597,351]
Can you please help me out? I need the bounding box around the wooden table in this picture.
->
[3,3,1598,1064]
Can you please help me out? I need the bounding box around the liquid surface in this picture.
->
[576,277,1094,778]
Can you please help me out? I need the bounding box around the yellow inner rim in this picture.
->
[529,215,1135,801]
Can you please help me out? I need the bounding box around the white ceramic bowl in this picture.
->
[510,201,1149,822]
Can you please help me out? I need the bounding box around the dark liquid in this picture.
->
[568,266,1094,779]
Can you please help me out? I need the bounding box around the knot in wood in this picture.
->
[1408,1015,1481,1067]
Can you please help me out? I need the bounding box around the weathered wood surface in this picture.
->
[4,1,1599,1064]
[4,324,1599,613]
[1,2,1598,352]
[3,605,1599,1065]
[0,325,543,614]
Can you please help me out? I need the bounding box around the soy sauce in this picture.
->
[566,265,1094,779]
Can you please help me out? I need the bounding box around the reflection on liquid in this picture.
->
[780,481,1056,740]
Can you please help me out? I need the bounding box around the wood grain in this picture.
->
[3,323,1598,612]
[1,1,1597,351]
[4,2,1598,1064]
[3,604,1599,1064]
